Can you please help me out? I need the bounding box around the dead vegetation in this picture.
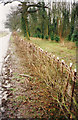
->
[4,32,77,119]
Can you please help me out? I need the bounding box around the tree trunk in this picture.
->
[23,3,30,40]
[25,17,30,40]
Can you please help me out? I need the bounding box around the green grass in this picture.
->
[31,39,75,68]
[20,35,76,69]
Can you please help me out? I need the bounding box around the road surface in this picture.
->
[0,33,11,118]
[0,33,11,75]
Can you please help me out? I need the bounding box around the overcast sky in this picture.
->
[0,4,10,31]
[0,1,18,31]
[0,0,77,31]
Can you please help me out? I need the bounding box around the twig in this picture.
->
[19,74,33,78]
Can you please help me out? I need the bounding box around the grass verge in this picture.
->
[20,35,76,70]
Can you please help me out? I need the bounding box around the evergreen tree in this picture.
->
[21,13,26,37]
[29,7,38,37]
[37,2,48,38]
[4,0,78,42]
[68,2,78,41]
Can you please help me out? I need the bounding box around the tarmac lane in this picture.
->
[0,33,11,119]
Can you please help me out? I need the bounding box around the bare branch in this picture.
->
[27,8,40,13]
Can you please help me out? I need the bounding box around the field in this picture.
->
[20,35,76,70]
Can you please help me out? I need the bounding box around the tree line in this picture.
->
[5,0,78,42]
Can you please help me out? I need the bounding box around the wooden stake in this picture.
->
[61,60,64,74]
[53,55,55,64]
[70,69,77,112]
[57,57,59,68]
[63,63,73,102]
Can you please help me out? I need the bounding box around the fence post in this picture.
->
[53,55,55,64]
[63,63,73,102]
[70,69,77,113]
[61,60,64,75]
[39,48,41,58]
[32,45,35,62]
[29,43,31,54]
[48,53,51,64]
[57,57,59,68]
[70,63,72,71]
[66,63,72,89]
[35,46,38,55]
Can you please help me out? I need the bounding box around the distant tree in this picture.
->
[5,7,21,31]
[1,0,78,42]
[28,7,38,37]
[21,12,26,36]
[38,2,48,38]
[28,2,49,39]
[47,10,51,36]
[62,2,70,37]
[68,1,78,41]
[1,0,49,39]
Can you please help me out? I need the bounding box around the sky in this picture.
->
[0,3,10,31]
[0,1,18,31]
[0,0,77,31]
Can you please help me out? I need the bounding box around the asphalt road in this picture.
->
[0,33,11,75]
[0,33,11,114]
